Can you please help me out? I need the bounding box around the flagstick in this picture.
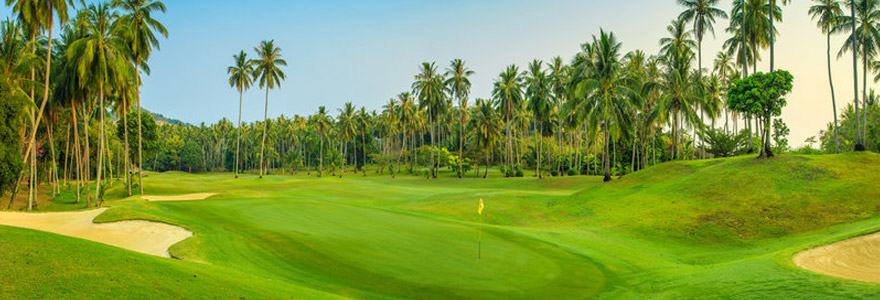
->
[478,213,482,260]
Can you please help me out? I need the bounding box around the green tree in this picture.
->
[727,70,794,157]
[252,40,286,178]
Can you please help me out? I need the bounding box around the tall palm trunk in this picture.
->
[458,110,464,178]
[259,88,269,178]
[319,137,324,177]
[96,89,105,206]
[769,0,775,72]
[430,113,436,179]
[136,64,144,194]
[235,88,242,178]
[851,0,864,151]
[71,100,81,203]
[123,95,131,196]
[826,32,840,153]
[603,119,611,182]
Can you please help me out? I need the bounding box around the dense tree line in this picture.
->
[2,0,878,210]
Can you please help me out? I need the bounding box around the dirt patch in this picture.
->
[143,193,217,202]
[794,231,880,282]
[0,208,191,258]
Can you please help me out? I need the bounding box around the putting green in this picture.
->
[154,197,607,299]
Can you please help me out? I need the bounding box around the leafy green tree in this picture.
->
[727,70,794,157]
[116,110,159,164]
[0,80,26,197]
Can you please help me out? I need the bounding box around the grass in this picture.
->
[2,152,880,299]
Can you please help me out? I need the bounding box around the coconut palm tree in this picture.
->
[547,57,568,175]
[444,58,474,178]
[469,98,502,178]
[810,0,843,153]
[412,62,446,179]
[768,0,789,71]
[356,107,370,176]
[67,2,131,206]
[112,0,167,194]
[315,106,330,177]
[525,59,552,178]
[227,50,253,178]
[337,102,357,177]
[678,0,728,76]
[7,0,74,211]
[573,30,639,182]
[492,65,524,177]
[252,40,286,178]
[396,92,415,173]
[837,0,878,150]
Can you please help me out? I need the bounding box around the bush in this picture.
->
[567,169,577,176]
[700,128,748,158]
[515,165,524,177]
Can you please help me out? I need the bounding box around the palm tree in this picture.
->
[7,0,74,211]
[678,0,728,76]
[252,40,287,178]
[67,3,131,206]
[713,51,735,132]
[525,59,551,178]
[444,58,474,178]
[112,0,167,194]
[357,107,371,176]
[573,30,639,182]
[837,0,878,151]
[768,0,789,71]
[396,92,415,173]
[547,57,568,176]
[337,102,357,178]
[492,65,524,177]
[468,98,502,178]
[810,0,843,153]
[228,50,253,178]
[412,62,446,179]
[315,106,330,177]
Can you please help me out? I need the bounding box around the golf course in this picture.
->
[5,0,880,298]
[2,152,880,299]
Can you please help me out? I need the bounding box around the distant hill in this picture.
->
[143,109,190,126]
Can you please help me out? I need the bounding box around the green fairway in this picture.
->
[3,153,880,299]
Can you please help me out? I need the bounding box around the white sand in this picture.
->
[794,231,880,282]
[142,193,217,202]
[0,208,191,258]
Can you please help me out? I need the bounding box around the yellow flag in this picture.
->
[478,198,484,215]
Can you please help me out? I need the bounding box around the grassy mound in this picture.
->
[3,152,880,299]
[567,152,880,243]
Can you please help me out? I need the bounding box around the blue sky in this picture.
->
[1,0,860,145]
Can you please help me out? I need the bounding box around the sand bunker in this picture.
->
[143,193,217,202]
[794,231,880,282]
[0,208,191,258]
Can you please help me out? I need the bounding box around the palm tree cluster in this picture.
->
[6,0,879,212]
[2,0,167,210]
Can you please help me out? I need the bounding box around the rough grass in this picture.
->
[2,152,880,299]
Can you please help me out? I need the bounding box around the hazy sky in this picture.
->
[1,0,865,146]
